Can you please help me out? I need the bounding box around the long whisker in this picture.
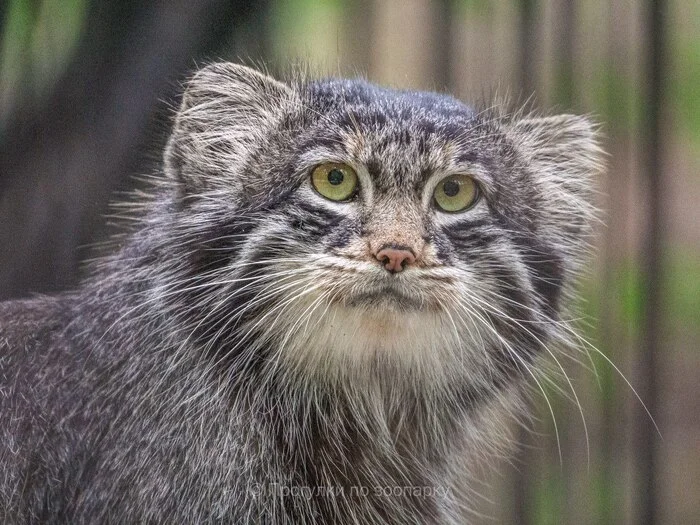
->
[451,295,563,463]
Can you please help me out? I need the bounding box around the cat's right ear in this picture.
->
[164,63,292,195]
[507,113,604,275]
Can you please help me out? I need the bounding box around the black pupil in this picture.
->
[443,180,460,197]
[328,169,344,185]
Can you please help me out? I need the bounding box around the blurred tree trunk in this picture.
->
[637,0,666,523]
[553,2,578,523]
[597,1,630,523]
[512,1,537,524]
[555,0,575,107]
[0,0,264,300]
[518,0,537,99]
[345,0,374,76]
[368,0,451,91]
[432,0,454,92]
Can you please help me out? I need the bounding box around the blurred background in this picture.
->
[0,0,697,523]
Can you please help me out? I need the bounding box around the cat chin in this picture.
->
[343,289,428,312]
[266,297,495,388]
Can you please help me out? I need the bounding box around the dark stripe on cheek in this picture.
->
[170,223,272,364]
[438,219,547,368]
[431,220,494,263]
[442,218,490,231]
[288,200,346,238]
[442,226,499,259]
[183,220,255,278]
[431,232,454,263]
[493,212,565,318]
[325,218,358,249]
[518,244,564,317]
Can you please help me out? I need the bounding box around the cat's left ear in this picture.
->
[508,114,604,269]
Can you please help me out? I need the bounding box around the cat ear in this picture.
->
[164,63,293,194]
[509,114,603,177]
[509,114,604,270]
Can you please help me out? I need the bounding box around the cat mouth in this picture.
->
[345,287,425,311]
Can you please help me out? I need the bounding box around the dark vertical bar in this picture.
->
[237,0,273,63]
[346,0,374,76]
[556,0,575,106]
[638,0,666,523]
[555,2,577,521]
[0,0,10,48]
[512,427,530,524]
[519,0,536,96]
[598,3,624,523]
[433,0,453,92]
[513,2,537,523]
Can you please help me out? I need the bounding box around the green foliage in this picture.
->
[455,0,492,17]
[269,0,345,69]
[664,252,700,329]
[0,0,35,107]
[611,252,700,331]
[591,60,642,136]
[532,464,564,525]
[671,42,700,142]
[552,62,574,108]
[29,0,88,98]
[617,262,645,327]
[575,274,617,402]
[591,467,622,525]
[586,4,700,143]
[0,0,87,120]
[669,1,700,142]
[555,249,700,524]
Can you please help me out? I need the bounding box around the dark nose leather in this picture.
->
[375,245,416,273]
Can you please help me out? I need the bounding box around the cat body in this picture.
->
[0,64,601,523]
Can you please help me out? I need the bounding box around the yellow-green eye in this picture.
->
[433,174,479,213]
[310,163,359,201]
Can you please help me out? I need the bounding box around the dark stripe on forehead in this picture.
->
[365,158,383,180]
[335,108,388,132]
[455,150,478,164]
[437,121,469,142]
[296,133,346,154]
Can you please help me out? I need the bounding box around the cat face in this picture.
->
[165,64,601,388]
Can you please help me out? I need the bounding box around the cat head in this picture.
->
[163,63,603,390]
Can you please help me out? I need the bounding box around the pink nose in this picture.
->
[375,246,416,273]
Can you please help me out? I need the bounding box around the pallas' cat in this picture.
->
[0,63,602,524]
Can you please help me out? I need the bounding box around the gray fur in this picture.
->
[0,63,603,524]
